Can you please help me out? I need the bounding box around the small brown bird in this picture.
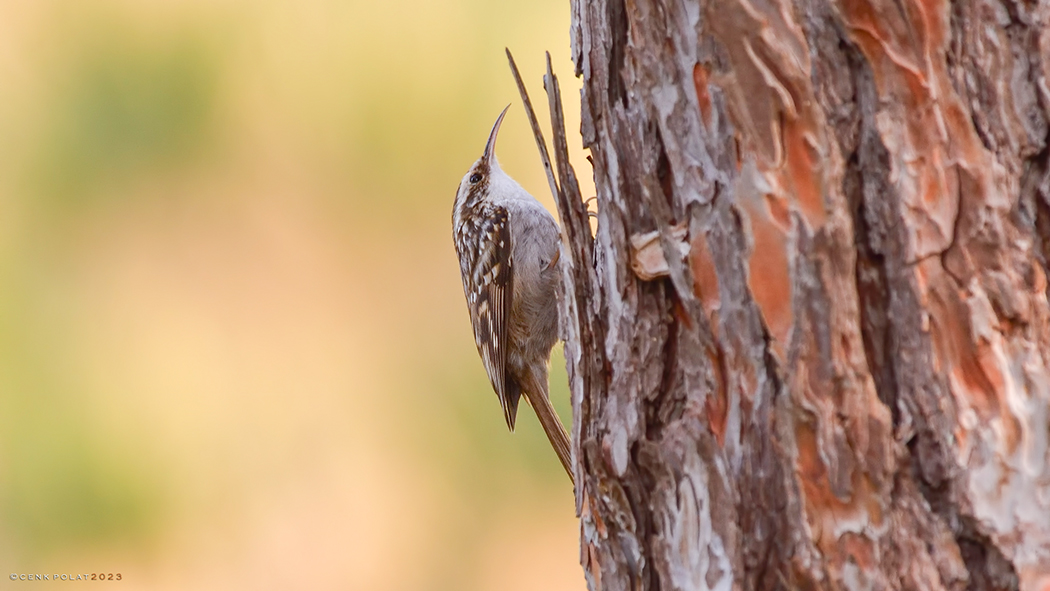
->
[451,106,573,482]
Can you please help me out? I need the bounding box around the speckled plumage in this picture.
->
[452,107,571,480]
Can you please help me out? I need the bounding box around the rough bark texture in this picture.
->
[555,0,1050,589]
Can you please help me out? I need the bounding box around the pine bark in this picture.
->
[555,0,1050,589]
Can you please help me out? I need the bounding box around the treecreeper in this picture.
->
[451,105,573,483]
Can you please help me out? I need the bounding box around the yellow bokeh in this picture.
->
[0,1,593,589]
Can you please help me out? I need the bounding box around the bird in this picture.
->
[452,105,573,482]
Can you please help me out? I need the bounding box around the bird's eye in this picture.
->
[469,173,483,184]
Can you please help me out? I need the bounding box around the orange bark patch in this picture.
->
[926,282,996,419]
[693,62,713,129]
[1034,262,1047,294]
[796,417,883,560]
[705,0,835,237]
[763,192,792,231]
[743,202,793,355]
[672,294,695,332]
[1022,571,1050,591]
[837,532,876,570]
[734,346,758,419]
[921,259,1021,454]
[705,342,728,447]
[689,231,720,316]
[919,152,942,208]
[836,0,966,260]
[688,231,728,446]
[795,420,829,502]
[782,118,826,227]
[836,0,885,42]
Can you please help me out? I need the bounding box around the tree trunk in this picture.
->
[555,0,1050,589]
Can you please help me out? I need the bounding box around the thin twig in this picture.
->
[542,52,590,249]
[505,48,562,209]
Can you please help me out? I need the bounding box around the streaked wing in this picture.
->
[455,204,515,425]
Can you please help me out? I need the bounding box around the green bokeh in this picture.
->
[32,26,219,210]
[0,271,164,558]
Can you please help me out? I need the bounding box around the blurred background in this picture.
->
[0,1,593,589]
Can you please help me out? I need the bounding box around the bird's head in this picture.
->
[454,105,512,211]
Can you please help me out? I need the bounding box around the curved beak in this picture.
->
[482,104,511,164]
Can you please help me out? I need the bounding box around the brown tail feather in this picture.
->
[521,370,574,484]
